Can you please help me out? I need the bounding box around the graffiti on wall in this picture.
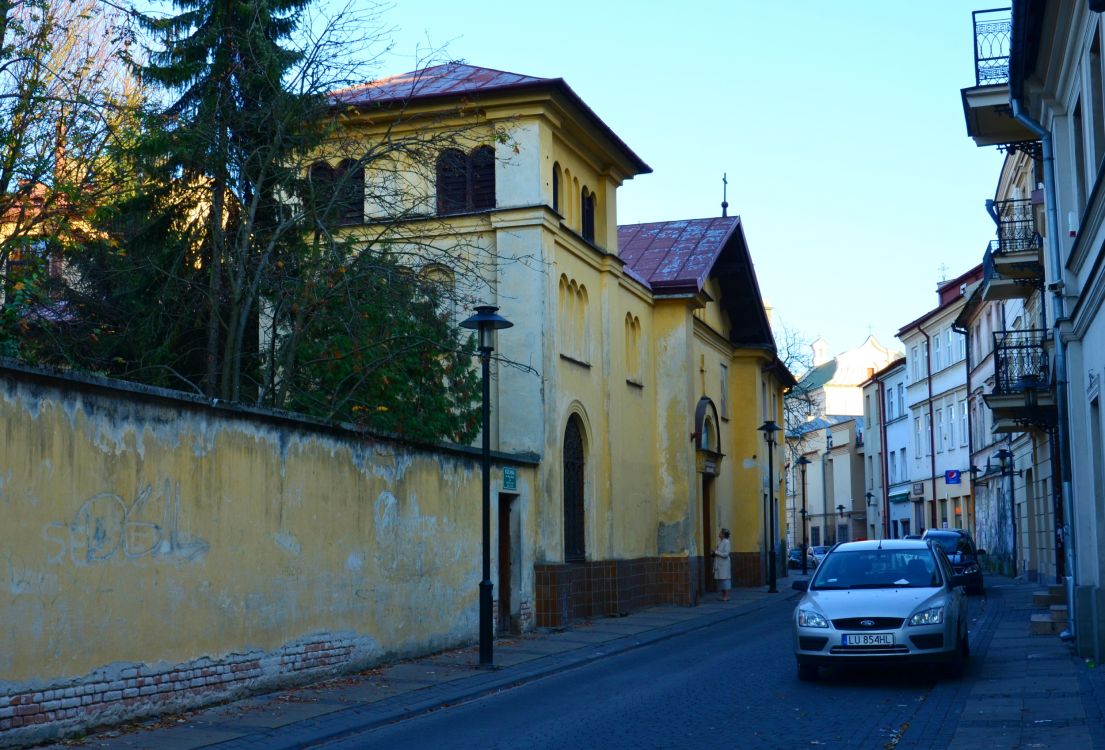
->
[43,479,209,566]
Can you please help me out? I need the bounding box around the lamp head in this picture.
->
[460,305,513,351]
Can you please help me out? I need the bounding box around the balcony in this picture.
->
[980,200,1045,302]
[961,8,1035,147]
[982,329,1057,431]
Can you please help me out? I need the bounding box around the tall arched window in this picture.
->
[336,159,365,225]
[436,148,467,214]
[563,416,586,562]
[581,188,595,242]
[469,146,495,210]
[552,162,562,213]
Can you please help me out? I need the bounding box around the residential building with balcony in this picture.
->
[957,3,1105,657]
[897,267,979,538]
[952,146,1059,583]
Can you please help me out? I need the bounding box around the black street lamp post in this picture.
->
[460,305,513,668]
[797,456,811,574]
[865,491,876,539]
[758,420,781,593]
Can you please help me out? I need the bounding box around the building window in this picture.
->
[934,331,942,370]
[309,159,365,226]
[563,416,586,562]
[897,384,904,415]
[889,452,897,483]
[911,347,920,380]
[552,162,561,214]
[914,417,922,454]
[924,413,932,456]
[625,313,642,382]
[436,146,496,215]
[948,401,957,448]
[960,399,968,447]
[581,187,596,242]
[720,364,729,417]
[935,409,944,452]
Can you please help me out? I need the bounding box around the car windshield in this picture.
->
[927,535,973,556]
[811,549,941,590]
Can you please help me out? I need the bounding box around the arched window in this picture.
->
[469,146,495,210]
[552,162,562,214]
[581,188,595,242]
[436,148,467,214]
[563,416,586,562]
[336,159,365,226]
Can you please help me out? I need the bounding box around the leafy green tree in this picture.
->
[21,1,491,443]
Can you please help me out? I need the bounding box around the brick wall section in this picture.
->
[0,634,377,748]
[731,551,764,587]
[535,556,712,628]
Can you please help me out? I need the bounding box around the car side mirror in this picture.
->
[792,579,810,592]
[950,574,969,589]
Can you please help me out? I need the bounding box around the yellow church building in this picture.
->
[327,63,795,628]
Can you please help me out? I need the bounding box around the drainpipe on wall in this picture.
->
[922,327,938,530]
[952,316,973,536]
[877,376,891,538]
[1011,98,1077,641]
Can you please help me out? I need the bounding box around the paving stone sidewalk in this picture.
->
[34,577,804,750]
[901,576,1105,750]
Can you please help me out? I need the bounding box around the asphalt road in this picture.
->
[310,593,988,750]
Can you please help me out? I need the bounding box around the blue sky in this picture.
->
[374,0,1005,361]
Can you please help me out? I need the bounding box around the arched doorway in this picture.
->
[563,416,586,562]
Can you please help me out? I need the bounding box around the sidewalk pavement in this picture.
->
[39,573,808,750]
[36,572,1105,750]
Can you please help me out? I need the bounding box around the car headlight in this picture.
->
[908,606,944,626]
[962,564,980,575]
[798,609,829,628]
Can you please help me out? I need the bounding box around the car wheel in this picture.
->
[797,661,819,682]
[945,627,969,678]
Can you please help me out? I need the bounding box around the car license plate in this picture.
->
[843,632,894,646]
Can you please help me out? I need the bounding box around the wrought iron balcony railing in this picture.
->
[973,8,1012,86]
[993,329,1050,395]
[993,198,1042,254]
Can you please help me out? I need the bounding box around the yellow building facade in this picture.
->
[331,64,794,622]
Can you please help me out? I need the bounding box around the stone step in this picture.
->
[1033,590,1052,607]
[1049,604,1069,623]
[1031,613,1064,635]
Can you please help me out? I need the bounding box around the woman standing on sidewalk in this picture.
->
[713,529,732,602]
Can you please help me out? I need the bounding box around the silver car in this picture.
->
[792,539,969,681]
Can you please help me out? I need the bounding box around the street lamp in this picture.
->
[758,420,781,593]
[460,304,513,668]
[837,504,846,517]
[797,456,811,574]
[865,491,876,540]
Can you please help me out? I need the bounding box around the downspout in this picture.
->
[922,326,938,530]
[952,316,973,536]
[877,376,891,538]
[1011,98,1077,639]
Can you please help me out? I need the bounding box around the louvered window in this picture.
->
[436,149,468,214]
[336,159,365,226]
[436,146,496,215]
[469,146,495,210]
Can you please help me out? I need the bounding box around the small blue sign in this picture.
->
[503,466,517,491]
[945,469,962,485]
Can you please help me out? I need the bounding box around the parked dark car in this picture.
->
[921,529,985,595]
[788,547,817,570]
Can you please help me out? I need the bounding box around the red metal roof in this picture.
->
[618,217,740,293]
[332,63,651,176]
[333,63,549,106]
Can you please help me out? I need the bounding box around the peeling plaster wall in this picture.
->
[0,368,536,745]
